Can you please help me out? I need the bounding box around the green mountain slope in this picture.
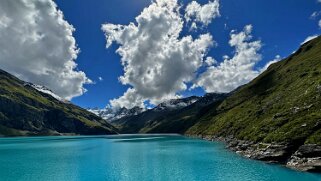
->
[0,69,118,136]
[118,36,321,147]
[113,36,321,171]
[187,36,321,146]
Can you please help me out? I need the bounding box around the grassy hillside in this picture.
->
[0,69,118,136]
[187,36,321,145]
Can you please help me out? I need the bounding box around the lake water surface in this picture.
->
[0,135,321,181]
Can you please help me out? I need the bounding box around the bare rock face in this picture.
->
[229,141,321,172]
[226,140,292,164]
[287,144,321,172]
[192,134,321,172]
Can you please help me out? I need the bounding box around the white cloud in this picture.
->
[102,0,214,109]
[314,1,321,27]
[185,0,220,29]
[301,35,318,45]
[260,55,281,72]
[109,88,145,109]
[0,0,90,100]
[310,11,320,19]
[98,77,103,81]
[311,0,321,27]
[222,55,230,59]
[204,57,217,66]
[193,25,263,93]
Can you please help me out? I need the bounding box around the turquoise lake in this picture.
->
[0,135,321,181]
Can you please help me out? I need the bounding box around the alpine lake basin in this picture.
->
[0,134,321,181]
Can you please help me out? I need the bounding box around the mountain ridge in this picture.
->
[111,93,229,134]
[183,35,321,171]
[0,69,118,136]
[88,106,144,122]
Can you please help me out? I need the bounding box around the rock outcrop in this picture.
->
[191,134,321,172]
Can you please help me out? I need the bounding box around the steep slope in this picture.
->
[186,36,321,171]
[0,69,118,136]
[187,36,321,144]
[112,94,228,134]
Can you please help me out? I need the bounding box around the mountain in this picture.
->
[88,106,144,122]
[184,36,321,171]
[153,96,200,111]
[112,93,228,134]
[115,36,321,171]
[0,69,118,136]
[187,36,321,143]
[24,82,69,103]
[24,83,67,103]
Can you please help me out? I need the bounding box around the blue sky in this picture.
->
[53,0,321,109]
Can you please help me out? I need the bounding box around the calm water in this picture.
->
[0,135,321,181]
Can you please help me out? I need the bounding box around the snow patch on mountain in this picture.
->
[154,96,200,111]
[88,106,144,122]
[89,93,227,122]
[24,82,67,102]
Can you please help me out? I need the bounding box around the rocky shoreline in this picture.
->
[187,134,321,172]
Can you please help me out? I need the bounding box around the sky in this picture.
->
[0,0,321,109]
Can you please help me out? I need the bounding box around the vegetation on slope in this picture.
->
[0,69,118,136]
[187,36,321,145]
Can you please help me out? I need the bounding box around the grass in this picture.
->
[185,36,321,145]
[0,69,117,136]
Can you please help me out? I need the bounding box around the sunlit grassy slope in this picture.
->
[187,36,321,145]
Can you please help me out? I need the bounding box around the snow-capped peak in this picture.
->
[88,107,115,121]
[23,82,67,102]
[88,106,144,122]
[154,96,200,111]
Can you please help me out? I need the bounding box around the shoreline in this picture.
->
[2,133,321,172]
[186,134,321,172]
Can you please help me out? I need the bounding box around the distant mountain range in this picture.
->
[87,96,201,122]
[88,106,144,122]
[103,93,229,134]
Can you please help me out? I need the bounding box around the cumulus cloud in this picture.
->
[301,35,318,45]
[314,1,321,27]
[260,55,281,72]
[310,11,320,19]
[98,77,103,81]
[102,0,215,108]
[204,57,217,66]
[192,25,263,93]
[0,0,90,100]
[185,0,220,29]
[109,88,145,109]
